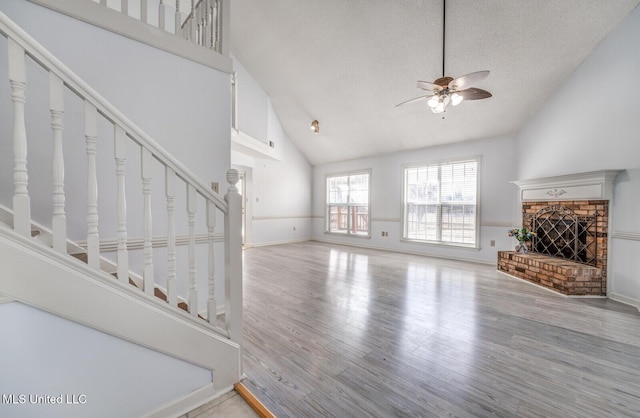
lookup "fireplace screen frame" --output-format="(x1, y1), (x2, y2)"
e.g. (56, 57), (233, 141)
(524, 205), (598, 266)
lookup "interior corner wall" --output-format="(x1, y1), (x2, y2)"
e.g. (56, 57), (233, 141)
(0, 302), (211, 418)
(515, 4), (640, 308)
(311, 135), (518, 265)
(249, 101), (312, 246)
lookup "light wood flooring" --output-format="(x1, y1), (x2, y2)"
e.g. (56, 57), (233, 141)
(180, 390), (258, 418)
(241, 241), (640, 417)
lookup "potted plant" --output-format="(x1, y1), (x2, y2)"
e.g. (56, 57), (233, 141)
(508, 227), (536, 253)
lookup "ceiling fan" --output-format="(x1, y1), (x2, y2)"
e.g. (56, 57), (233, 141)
(396, 0), (492, 114)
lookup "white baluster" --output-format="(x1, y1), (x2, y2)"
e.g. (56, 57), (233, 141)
(208, 1), (215, 49)
(114, 126), (129, 283)
(203, 0), (209, 48)
(218, 0), (229, 56)
(140, 0), (148, 24)
(207, 199), (216, 324)
(224, 169), (242, 348)
(121, 0), (128, 16)
(141, 148), (154, 295)
(199, 3), (206, 46)
(175, 0), (181, 37)
(212, 0), (219, 50)
(8, 39), (30, 237)
(158, 0), (165, 31)
(165, 167), (177, 306)
(49, 73), (66, 253)
(190, 0), (196, 42)
(187, 184), (197, 316)
(84, 101), (99, 269)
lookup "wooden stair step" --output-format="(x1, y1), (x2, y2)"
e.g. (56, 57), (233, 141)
(70, 252), (204, 319)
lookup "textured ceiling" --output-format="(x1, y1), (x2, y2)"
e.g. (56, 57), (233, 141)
(230, 0), (640, 165)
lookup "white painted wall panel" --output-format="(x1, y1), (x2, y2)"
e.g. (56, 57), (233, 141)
(0, 302), (211, 418)
(233, 56), (268, 143)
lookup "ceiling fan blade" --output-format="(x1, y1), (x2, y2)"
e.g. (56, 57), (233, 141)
(456, 88), (492, 100)
(448, 71), (490, 90)
(395, 95), (432, 107)
(417, 81), (443, 92)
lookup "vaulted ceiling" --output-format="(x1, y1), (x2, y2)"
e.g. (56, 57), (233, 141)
(230, 0), (640, 165)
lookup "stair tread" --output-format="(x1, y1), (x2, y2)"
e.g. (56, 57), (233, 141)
(70, 252), (205, 320)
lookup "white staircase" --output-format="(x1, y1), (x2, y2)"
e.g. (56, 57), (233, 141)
(0, 7), (242, 417)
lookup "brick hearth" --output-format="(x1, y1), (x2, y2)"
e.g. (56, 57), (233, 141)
(497, 251), (603, 296)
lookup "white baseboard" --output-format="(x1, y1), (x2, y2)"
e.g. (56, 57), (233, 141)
(311, 237), (495, 266)
(609, 292), (640, 312)
(248, 237), (311, 248)
(141, 383), (234, 418)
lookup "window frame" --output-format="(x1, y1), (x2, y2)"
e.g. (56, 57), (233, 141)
(325, 169), (371, 238)
(401, 156), (481, 249)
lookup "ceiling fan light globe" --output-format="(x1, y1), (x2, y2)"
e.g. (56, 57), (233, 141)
(427, 96), (439, 107)
(451, 92), (463, 106)
(443, 94), (451, 107)
(432, 103), (445, 114)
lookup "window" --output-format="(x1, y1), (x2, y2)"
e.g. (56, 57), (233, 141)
(326, 171), (370, 236)
(403, 158), (479, 247)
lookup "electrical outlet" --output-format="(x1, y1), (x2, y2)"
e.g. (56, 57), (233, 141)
(293, 226), (296, 231)
(490, 240), (495, 247)
(211, 182), (219, 193)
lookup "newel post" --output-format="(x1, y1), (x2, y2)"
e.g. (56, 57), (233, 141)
(224, 169), (243, 352)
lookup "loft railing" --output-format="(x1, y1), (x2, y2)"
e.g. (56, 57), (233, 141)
(26, 0), (231, 72)
(93, 0), (224, 53)
(179, 0), (222, 50)
(0, 10), (242, 342)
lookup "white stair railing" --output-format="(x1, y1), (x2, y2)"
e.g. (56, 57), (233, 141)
(0, 11), (242, 343)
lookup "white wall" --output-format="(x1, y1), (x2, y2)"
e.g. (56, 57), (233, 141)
(312, 135), (518, 264)
(231, 57), (313, 246)
(516, 5), (640, 308)
(0, 302), (211, 418)
(0, 1), (231, 310)
(233, 57), (269, 143)
(250, 101), (312, 245)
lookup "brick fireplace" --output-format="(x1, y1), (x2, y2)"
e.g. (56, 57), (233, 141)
(498, 171), (620, 296)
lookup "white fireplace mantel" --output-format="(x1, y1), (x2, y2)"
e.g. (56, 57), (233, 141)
(512, 170), (622, 202)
